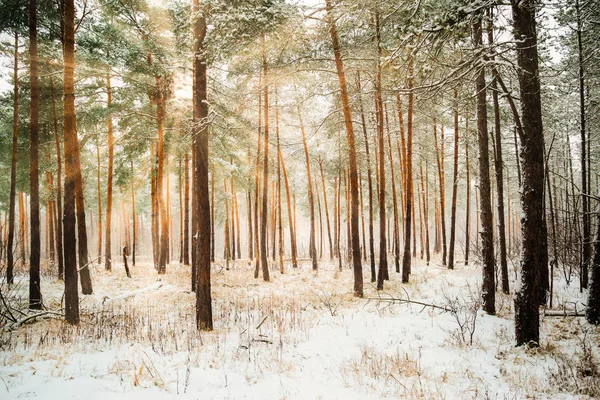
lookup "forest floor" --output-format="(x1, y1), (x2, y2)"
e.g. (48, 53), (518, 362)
(1, 255), (599, 399)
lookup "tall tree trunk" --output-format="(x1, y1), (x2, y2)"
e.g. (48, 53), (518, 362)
(488, 12), (509, 294)
(512, 0), (547, 346)
(7, 32), (18, 285)
(421, 160), (430, 265)
(156, 76), (169, 274)
(448, 90), (459, 270)
(326, 0), (362, 296)
(259, 46), (270, 282)
(96, 142), (102, 264)
(105, 74), (114, 271)
(319, 160), (333, 260)
(224, 179), (231, 269)
(280, 150), (297, 268)
(298, 103), (317, 271)
(50, 78), (64, 279)
(253, 73), (262, 276)
(357, 71), (374, 279)
(29, 2), (42, 309)
(275, 90), (284, 273)
(465, 114), (471, 265)
(183, 153), (190, 265)
(62, 0), (79, 324)
(192, 4), (212, 330)
(401, 53), (414, 283)
(74, 127), (93, 294)
(46, 172), (56, 264)
(576, 0), (589, 291)
(473, 15), (495, 315)
(372, 9), (387, 291)
(433, 118), (447, 266)
(131, 161), (136, 266)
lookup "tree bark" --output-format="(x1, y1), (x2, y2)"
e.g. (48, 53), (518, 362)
(29, 0), (42, 309)
(473, 16), (495, 315)
(298, 103), (317, 271)
(259, 45), (270, 281)
(193, 3), (212, 330)
(512, 0), (547, 346)
(448, 90), (459, 270)
(183, 153), (190, 265)
(7, 32), (18, 285)
(401, 53), (415, 283)
(488, 12), (509, 294)
(62, 0), (79, 324)
(326, 0), (363, 296)
(105, 74), (114, 271)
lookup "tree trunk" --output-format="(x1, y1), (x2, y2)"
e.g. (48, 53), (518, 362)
(96, 142), (102, 264)
(74, 126), (93, 294)
(448, 90), (459, 270)
(319, 160), (333, 260)
(402, 53), (414, 283)
(473, 15), (495, 315)
(29, 1), (42, 309)
(105, 74), (114, 271)
(156, 75), (169, 274)
(421, 160), (430, 265)
(275, 89), (284, 273)
(131, 161), (136, 266)
(326, 0), (362, 295)
(488, 12), (509, 294)
(576, 0), (589, 291)
(298, 103), (317, 271)
(192, 4), (212, 330)
(512, 0), (547, 346)
(183, 153), (190, 265)
(465, 114), (471, 265)
(259, 46), (270, 282)
(62, 0), (79, 324)
(586, 204), (600, 324)
(433, 118), (447, 266)
(7, 32), (18, 285)
(280, 150), (298, 268)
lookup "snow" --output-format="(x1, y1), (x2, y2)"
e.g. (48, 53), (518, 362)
(1, 256), (598, 399)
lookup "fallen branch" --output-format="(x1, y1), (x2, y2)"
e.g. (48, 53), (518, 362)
(3, 310), (63, 332)
(366, 293), (452, 313)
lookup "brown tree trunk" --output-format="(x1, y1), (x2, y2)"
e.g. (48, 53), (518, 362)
(421, 160), (430, 265)
(275, 90), (284, 273)
(253, 73), (262, 276)
(465, 114), (471, 265)
(62, 0), (79, 324)
(105, 74), (114, 271)
(183, 153), (190, 265)
(74, 129), (93, 294)
(259, 46), (270, 282)
(156, 75), (169, 274)
(448, 90), (460, 270)
(29, 2), (42, 308)
(46, 172), (56, 264)
(50, 77), (64, 279)
(96, 142), (102, 264)
(512, 0), (547, 346)
(280, 150), (298, 268)
(433, 118), (447, 266)
(401, 53), (414, 283)
(298, 103), (317, 271)
(224, 179), (231, 269)
(7, 32), (18, 284)
(131, 161), (136, 266)
(192, 4), (212, 330)
(386, 115), (400, 273)
(326, 0), (363, 295)
(319, 160), (333, 260)
(473, 15), (495, 315)
(488, 12), (509, 294)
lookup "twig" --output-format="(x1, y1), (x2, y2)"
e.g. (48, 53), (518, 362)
(256, 315), (269, 330)
(365, 296), (452, 312)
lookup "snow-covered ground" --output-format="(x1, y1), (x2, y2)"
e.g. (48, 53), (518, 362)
(1, 256), (598, 399)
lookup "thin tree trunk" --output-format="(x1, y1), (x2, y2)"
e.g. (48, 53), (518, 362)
(62, 0), (79, 323)
(488, 13), (509, 293)
(473, 15), (495, 315)
(105, 74), (114, 271)
(96, 142), (102, 264)
(131, 161), (136, 266)
(421, 160), (430, 265)
(402, 53), (414, 283)
(29, 3), (42, 308)
(259, 45), (270, 281)
(156, 74), (169, 274)
(7, 32), (18, 285)
(183, 153), (190, 265)
(298, 103), (317, 270)
(319, 160), (333, 260)
(448, 90), (460, 270)
(433, 118), (447, 266)
(465, 113), (471, 265)
(280, 150), (297, 268)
